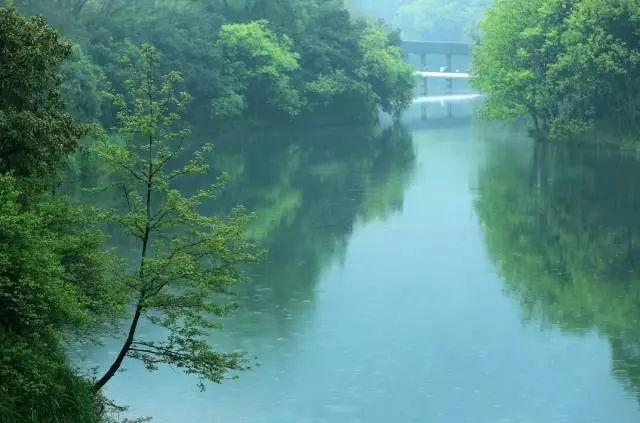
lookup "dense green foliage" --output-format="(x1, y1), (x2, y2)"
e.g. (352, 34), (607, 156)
(476, 139), (640, 403)
(215, 20), (303, 118)
(0, 175), (122, 422)
(14, 0), (415, 124)
(473, 0), (640, 141)
(0, 6), (85, 179)
(0, 8), (123, 421)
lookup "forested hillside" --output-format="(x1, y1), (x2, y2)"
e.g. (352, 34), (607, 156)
(14, 0), (415, 125)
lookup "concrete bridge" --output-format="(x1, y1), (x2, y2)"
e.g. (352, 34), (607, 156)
(416, 71), (471, 79)
(401, 40), (472, 70)
(402, 40), (474, 95)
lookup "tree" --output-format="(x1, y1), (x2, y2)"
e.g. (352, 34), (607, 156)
(473, 0), (640, 142)
(0, 174), (122, 422)
(553, 0), (640, 135)
(92, 45), (261, 391)
(214, 20), (303, 118)
(345, 0), (492, 42)
(0, 6), (85, 179)
(471, 0), (564, 133)
(0, 8), (125, 421)
(356, 25), (417, 117)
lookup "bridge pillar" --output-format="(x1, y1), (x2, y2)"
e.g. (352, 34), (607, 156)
(447, 53), (453, 93)
(420, 52), (427, 68)
(422, 78), (428, 96)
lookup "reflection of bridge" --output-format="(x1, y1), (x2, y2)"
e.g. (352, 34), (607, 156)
(406, 115), (473, 131)
(402, 94), (481, 127)
(414, 71), (471, 93)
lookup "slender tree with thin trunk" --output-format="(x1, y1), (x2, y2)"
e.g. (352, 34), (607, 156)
(92, 44), (261, 392)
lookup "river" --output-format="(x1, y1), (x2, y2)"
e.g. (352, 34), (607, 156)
(78, 97), (640, 422)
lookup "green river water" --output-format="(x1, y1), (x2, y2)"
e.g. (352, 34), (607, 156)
(78, 97), (640, 422)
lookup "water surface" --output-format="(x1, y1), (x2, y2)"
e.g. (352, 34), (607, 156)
(84, 99), (640, 422)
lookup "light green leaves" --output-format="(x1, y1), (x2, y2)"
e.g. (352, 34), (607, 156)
(93, 45), (262, 391)
(215, 20), (304, 118)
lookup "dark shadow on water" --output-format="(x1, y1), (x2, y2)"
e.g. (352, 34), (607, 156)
(209, 122), (417, 329)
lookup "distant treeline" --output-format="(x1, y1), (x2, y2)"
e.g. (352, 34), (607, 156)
(347, 0), (492, 42)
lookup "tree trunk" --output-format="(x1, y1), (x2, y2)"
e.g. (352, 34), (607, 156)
(93, 302), (143, 391)
(94, 67), (157, 392)
(529, 108), (541, 136)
